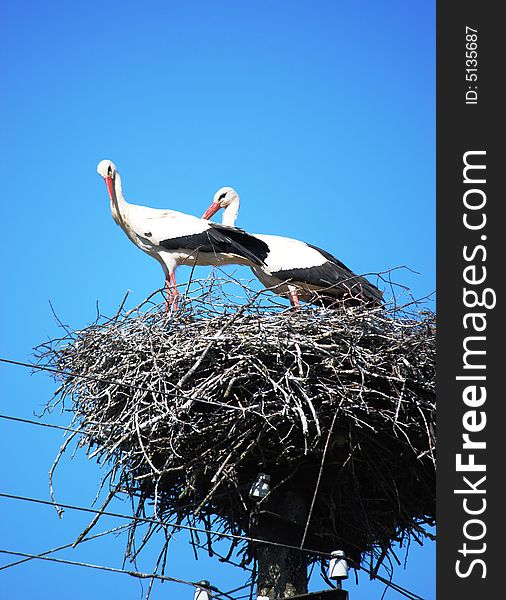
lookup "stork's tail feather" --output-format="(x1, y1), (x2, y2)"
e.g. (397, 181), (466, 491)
(316, 278), (383, 308)
(351, 275), (384, 306)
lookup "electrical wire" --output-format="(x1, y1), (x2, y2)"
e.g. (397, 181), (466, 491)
(0, 548), (201, 588)
(0, 404), (428, 599)
(0, 415), (344, 561)
(362, 571), (424, 600)
(221, 583), (252, 597)
(0, 491), (331, 559)
(0, 524), (130, 571)
(0, 355), (259, 414)
(0, 414), (420, 599)
(0, 490), (424, 599)
(0, 413), (85, 436)
(0, 356), (429, 600)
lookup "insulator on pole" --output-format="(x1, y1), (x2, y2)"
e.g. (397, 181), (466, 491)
(249, 473), (271, 500)
(194, 580), (213, 600)
(328, 550), (349, 581)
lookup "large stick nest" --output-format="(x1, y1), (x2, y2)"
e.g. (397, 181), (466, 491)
(39, 278), (435, 577)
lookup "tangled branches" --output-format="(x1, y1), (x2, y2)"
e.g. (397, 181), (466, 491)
(38, 278), (435, 581)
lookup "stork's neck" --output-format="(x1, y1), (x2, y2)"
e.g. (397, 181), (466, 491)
(221, 197), (240, 227)
(110, 172), (129, 226)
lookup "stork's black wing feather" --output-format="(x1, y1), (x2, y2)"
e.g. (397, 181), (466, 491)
(160, 224), (269, 266)
(210, 223), (270, 264)
(304, 242), (354, 272)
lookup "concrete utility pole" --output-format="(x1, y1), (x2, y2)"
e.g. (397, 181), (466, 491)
(253, 489), (309, 598)
(257, 542), (308, 598)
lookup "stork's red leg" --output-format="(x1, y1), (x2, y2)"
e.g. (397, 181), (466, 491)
(164, 277), (172, 312)
(164, 272), (179, 312)
(170, 271), (179, 311)
(288, 287), (300, 309)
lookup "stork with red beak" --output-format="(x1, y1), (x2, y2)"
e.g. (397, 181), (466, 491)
(202, 187), (383, 307)
(97, 161), (269, 306)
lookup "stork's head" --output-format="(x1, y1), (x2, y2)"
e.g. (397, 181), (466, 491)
(96, 159), (117, 201)
(202, 187), (239, 220)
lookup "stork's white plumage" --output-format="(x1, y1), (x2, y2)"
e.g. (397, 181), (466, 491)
(202, 187), (383, 307)
(96, 161), (269, 306)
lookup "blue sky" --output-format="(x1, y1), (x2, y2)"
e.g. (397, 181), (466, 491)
(0, 1), (435, 598)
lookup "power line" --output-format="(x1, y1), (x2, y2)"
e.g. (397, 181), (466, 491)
(0, 544), (235, 600)
(0, 524), (129, 572)
(0, 412), (253, 518)
(0, 491), (331, 559)
(0, 357), (428, 599)
(0, 414), (353, 562)
(0, 413), (85, 436)
(0, 355), (257, 414)
(0, 548), (201, 588)
(221, 583), (252, 597)
(0, 491), (424, 599)
(0, 410), (422, 591)
(364, 572), (424, 600)
(0, 412), (427, 599)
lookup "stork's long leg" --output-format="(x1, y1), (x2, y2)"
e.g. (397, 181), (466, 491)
(288, 286), (300, 309)
(170, 271), (179, 310)
(163, 270), (180, 313)
(164, 277), (172, 312)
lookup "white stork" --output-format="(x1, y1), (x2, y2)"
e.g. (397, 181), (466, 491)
(96, 161), (269, 306)
(202, 187), (383, 307)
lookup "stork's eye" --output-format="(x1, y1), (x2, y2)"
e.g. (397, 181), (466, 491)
(218, 192), (227, 201)
(107, 165), (112, 176)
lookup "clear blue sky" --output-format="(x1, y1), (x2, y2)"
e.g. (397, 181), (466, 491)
(0, 1), (435, 598)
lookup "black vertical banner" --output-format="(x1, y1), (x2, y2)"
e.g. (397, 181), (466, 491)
(437, 2), (503, 598)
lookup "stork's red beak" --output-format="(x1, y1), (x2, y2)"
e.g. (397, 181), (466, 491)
(202, 201), (221, 220)
(104, 176), (115, 201)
